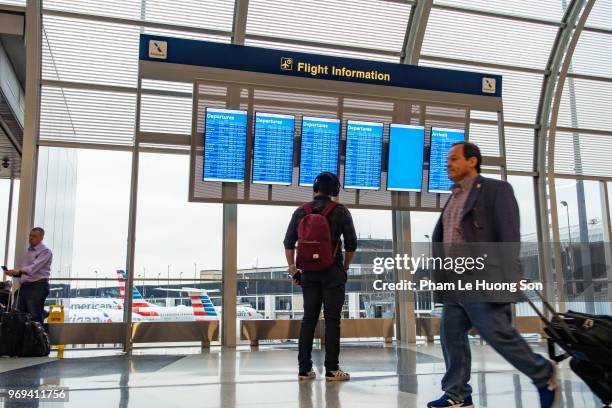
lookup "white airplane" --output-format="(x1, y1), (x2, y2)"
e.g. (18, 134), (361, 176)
(157, 287), (264, 320)
(119, 270), (263, 320)
(52, 270), (264, 322)
(116, 270), (200, 321)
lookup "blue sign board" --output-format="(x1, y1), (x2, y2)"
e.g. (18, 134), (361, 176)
(387, 124), (425, 192)
(140, 35), (502, 97)
(203, 108), (248, 183)
(252, 112), (295, 185)
(299, 117), (340, 187)
(344, 121), (384, 190)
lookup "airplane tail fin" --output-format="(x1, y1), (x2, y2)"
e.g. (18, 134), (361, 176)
(187, 290), (218, 319)
(117, 269), (152, 309)
(117, 270), (125, 299)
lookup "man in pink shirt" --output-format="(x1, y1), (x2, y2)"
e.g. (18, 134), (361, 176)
(6, 228), (53, 323)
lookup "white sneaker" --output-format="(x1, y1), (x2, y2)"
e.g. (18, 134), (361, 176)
(325, 369), (350, 381)
(298, 369), (316, 381)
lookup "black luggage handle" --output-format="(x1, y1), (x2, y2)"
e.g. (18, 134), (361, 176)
(8, 280), (20, 311)
(521, 288), (579, 344)
(547, 338), (570, 363)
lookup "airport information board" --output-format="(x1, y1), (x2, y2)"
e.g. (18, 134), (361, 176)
(428, 127), (465, 193)
(203, 108), (248, 182)
(299, 117), (340, 186)
(344, 121), (384, 190)
(387, 124), (425, 192)
(252, 112), (295, 185)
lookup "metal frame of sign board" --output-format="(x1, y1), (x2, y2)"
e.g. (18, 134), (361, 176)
(165, 78), (505, 211)
(136, 61), (505, 211)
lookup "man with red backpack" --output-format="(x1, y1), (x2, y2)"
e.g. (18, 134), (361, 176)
(283, 172), (357, 382)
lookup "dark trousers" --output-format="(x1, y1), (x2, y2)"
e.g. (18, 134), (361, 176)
(17, 281), (50, 324)
(441, 302), (552, 400)
(298, 265), (346, 373)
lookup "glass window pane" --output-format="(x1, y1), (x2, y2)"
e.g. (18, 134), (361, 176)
(247, 0), (410, 53)
(422, 8), (558, 70)
(0, 179), (19, 268)
(555, 179), (606, 314)
(36, 148), (130, 328)
(135, 153), (223, 322)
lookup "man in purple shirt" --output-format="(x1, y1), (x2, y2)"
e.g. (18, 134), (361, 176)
(6, 227), (53, 323)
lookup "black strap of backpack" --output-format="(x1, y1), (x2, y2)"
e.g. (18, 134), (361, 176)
(322, 201), (341, 257)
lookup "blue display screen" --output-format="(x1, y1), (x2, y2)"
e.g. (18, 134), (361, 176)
(252, 112), (295, 185)
(344, 120), (384, 190)
(203, 108), (248, 182)
(299, 117), (340, 186)
(387, 124), (425, 192)
(428, 127), (465, 193)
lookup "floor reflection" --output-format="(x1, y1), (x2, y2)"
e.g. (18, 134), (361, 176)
(0, 344), (604, 407)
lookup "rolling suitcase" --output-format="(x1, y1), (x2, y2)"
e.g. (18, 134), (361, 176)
(0, 309), (29, 356)
(525, 291), (612, 406)
(0, 287), (50, 357)
(20, 318), (50, 357)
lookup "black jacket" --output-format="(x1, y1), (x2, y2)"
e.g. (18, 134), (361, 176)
(432, 175), (523, 303)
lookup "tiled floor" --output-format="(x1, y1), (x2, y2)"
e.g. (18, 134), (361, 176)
(0, 342), (605, 407)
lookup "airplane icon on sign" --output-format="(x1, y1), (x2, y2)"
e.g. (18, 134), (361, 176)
(280, 57), (293, 70)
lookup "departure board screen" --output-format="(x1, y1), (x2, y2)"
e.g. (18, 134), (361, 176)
(344, 120), (384, 190)
(387, 124), (425, 192)
(427, 127), (465, 193)
(299, 116), (341, 186)
(252, 112), (295, 185)
(203, 108), (248, 182)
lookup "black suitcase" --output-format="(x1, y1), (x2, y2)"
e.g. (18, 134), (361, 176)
(0, 310), (29, 356)
(0, 288), (51, 357)
(21, 319), (50, 357)
(525, 292), (612, 406)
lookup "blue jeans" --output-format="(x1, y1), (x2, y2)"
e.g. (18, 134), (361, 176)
(441, 302), (552, 400)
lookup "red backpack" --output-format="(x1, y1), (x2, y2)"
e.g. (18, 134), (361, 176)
(296, 201), (340, 272)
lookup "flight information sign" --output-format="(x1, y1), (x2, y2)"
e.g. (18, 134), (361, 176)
(387, 124), (425, 192)
(203, 108), (248, 182)
(252, 112), (295, 185)
(427, 127), (465, 193)
(344, 120), (384, 190)
(299, 116), (341, 186)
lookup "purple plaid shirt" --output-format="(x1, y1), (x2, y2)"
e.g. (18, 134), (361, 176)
(442, 175), (478, 244)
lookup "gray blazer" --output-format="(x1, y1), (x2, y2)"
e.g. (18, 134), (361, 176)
(431, 175), (523, 303)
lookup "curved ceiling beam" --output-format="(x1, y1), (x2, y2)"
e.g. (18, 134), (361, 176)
(533, 0), (590, 306)
(400, 0), (433, 65)
(547, 0), (595, 173)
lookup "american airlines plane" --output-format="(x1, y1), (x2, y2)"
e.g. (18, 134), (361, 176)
(156, 287), (263, 320)
(54, 270), (263, 322)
